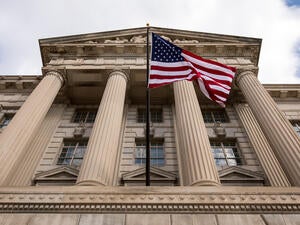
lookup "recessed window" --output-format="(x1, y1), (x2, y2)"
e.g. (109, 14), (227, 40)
(135, 140), (165, 166)
(290, 120), (300, 136)
(72, 109), (97, 123)
(57, 139), (88, 168)
(210, 140), (242, 166)
(137, 108), (163, 123)
(202, 110), (229, 123)
(0, 114), (14, 128)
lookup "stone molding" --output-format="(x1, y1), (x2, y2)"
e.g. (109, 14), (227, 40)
(108, 70), (129, 83)
(0, 186), (298, 214)
(44, 70), (66, 87)
(235, 67), (259, 86)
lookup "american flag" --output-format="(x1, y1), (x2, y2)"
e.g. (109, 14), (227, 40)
(149, 33), (236, 107)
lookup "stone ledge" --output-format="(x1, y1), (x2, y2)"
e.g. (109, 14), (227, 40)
(0, 186), (299, 213)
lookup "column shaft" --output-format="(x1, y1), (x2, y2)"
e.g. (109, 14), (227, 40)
(235, 104), (290, 186)
(237, 71), (300, 186)
(174, 80), (220, 186)
(0, 71), (64, 185)
(77, 71), (127, 186)
(8, 105), (65, 186)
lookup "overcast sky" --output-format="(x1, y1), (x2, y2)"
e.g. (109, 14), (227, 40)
(1, 0), (300, 84)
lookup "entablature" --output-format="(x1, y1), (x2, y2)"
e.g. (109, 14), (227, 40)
(47, 56), (254, 69)
(0, 75), (40, 92)
(0, 186), (298, 214)
(40, 27), (261, 68)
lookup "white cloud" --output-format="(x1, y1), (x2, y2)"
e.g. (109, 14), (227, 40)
(0, 0), (299, 83)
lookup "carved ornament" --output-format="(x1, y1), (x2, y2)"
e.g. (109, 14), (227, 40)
(0, 186), (298, 213)
(235, 66), (259, 86)
(104, 37), (129, 44)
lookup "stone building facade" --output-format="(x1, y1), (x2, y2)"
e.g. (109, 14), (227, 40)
(0, 27), (299, 224)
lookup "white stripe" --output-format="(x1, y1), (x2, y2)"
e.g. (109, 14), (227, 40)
(182, 52), (235, 76)
(150, 69), (192, 76)
(201, 75), (231, 89)
(149, 73), (197, 84)
(150, 60), (191, 68)
(197, 78), (212, 100)
(196, 68), (233, 82)
(214, 94), (227, 102)
(209, 84), (230, 94)
(215, 101), (225, 108)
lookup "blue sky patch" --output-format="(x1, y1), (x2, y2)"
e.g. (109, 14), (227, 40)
(285, 0), (300, 6)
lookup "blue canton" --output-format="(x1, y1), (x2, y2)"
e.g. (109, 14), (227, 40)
(151, 33), (184, 62)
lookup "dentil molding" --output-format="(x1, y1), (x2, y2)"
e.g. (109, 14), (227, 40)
(0, 186), (298, 213)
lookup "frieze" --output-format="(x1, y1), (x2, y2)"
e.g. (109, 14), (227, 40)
(130, 35), (146, 43)
(48, 57), (249, 67)
(103, 35), (200, 44)
(0, 186), (298, 213)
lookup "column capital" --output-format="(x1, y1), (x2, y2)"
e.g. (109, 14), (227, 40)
(44, 70), (66, 87)
(108, 70), (129, 83)
(235, 67), (258, 86)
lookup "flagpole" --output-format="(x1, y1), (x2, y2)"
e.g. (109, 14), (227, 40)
(146, 23), (151, 186)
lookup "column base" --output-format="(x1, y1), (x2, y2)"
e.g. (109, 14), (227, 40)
(190, 179), (220, 186)
(76, 180), (106, 186)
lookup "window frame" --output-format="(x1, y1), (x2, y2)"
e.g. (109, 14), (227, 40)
(57, 139), (88, 168)
(134, 139), (165, 166)
(72, 109), (97, 123)
(202, 109), (229, 123)
(290, 120), (300, 136)
(0, 113), (14, 128)
(137, 108), (163, 123)
(210, 140), (242, 167)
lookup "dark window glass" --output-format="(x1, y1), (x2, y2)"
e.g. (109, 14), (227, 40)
(137, 109), (163, 123)
(73, 110), (97, 123)
(290, 120), (300, 136)
(202, 110), (229, 123)
(0, 114), (14, 128)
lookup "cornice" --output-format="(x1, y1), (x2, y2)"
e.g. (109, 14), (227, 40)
(0, 186), (298, 213)
(39, 27), (261, 67)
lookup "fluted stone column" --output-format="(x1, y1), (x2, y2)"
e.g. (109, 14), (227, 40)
(76, 71), (128, 186)
(8, 105), (65, 186)
(174, 80), (220, 186)
(235, 104), (290, 186)
(0, 71), (64, 185)
(237, 70), (300, 186)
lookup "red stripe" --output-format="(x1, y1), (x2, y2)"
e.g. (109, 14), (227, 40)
(148, 82), (173, 88)
(189, 61), (234, 79)
(150, 74), (192, 80)
(204, 79), (231, 93)
(183, 49), (236, 73)
(150, 64), (191, 72)
(199, 78), (231, 104)
(201, 76), (232, 88)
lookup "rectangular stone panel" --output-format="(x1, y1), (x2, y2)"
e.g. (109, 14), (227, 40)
(172, 214), (193, 225)
(79, 214), (125, 225)
(217, 215), (265, 225)
(193, 215), (217, 225)
(282, 215), (300, 225)
(0, 214), (33, 225)
(29, 214), (79, 225)
(261, 215), (285, 225)
(126, 214), (170, 225)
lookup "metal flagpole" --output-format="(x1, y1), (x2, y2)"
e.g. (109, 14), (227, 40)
(146, 23), (150, 186)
